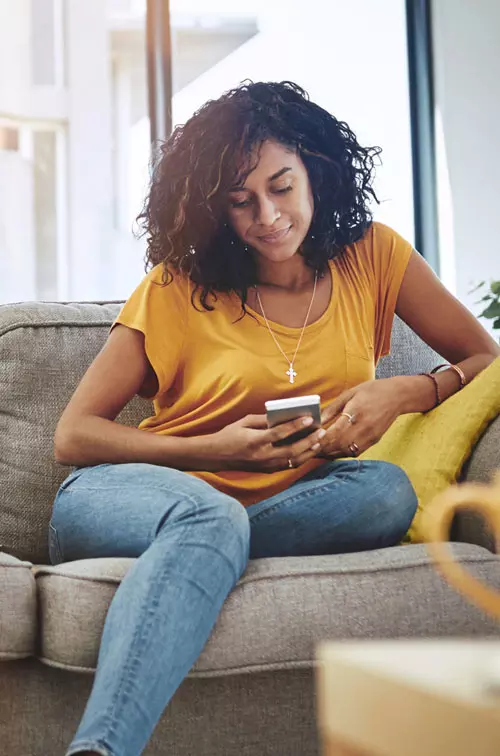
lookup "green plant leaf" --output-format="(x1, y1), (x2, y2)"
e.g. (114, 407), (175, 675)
(469, 281), (486, 294)
(491, 281), (500, 295)
(493, 317), (500, 330)
(479, 300), (500, 319)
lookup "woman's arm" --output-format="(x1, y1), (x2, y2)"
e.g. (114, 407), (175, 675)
(394, 250), (500, 412)
(54, 324), (212, 469)
(316, 251), (499, 460)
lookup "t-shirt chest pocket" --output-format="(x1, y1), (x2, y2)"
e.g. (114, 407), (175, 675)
(344, 340), (376, 387)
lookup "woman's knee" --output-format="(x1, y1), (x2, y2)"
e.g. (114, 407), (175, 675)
(361, 460), (418, 541)
(200, 496), (251, 576)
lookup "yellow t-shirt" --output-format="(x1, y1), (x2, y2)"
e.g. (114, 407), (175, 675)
(114, 221), (413, 506)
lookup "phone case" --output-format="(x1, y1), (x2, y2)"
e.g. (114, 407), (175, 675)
(266, 396), (321, 447)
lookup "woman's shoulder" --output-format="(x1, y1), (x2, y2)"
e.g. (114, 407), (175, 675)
(334, 221), (412, 287)
(355, 220), (407, 248)
(346, 221), (413, 263)
(136, 263), (191, 302)
(120, 263), (191, 326)
(145, 262), (189, 287)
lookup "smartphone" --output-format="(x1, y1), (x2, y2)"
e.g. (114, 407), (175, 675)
(265, 394), (322, 446)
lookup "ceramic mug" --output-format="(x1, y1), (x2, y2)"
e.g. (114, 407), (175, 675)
(423, 471), (500, 620)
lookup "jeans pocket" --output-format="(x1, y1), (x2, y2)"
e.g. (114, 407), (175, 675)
(58, 467), (85, 492)
(48, 522), (64, 565)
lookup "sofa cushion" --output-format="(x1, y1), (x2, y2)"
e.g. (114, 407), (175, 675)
(34, 544), (500, 676)
(362, 356), (500, 542)
(0, 551), (37, 660)
(0, 302), (152, 564)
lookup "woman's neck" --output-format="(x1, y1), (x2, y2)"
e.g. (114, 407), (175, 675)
(254, 256), (316, 293)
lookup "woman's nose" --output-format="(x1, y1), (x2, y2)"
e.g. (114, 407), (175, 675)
(255, 196), (280, 227)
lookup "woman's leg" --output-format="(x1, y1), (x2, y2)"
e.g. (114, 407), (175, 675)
(49, 463), (250, 756)
(247, 459), (418, 558)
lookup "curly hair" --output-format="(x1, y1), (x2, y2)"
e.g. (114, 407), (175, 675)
(138, 80), (381, 313)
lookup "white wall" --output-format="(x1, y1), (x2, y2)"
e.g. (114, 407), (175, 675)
(432, 0), (500, 310)
(0, 1), (37, 302)
(66, 0), (115, 300)
(0, 151), (36, 302)
(0, 0), (31, 117)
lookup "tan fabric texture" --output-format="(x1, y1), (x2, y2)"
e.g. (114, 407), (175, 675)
(0, 302), (151, 563)
(34, 544), (500, 675)
(1, 658), (318, 756)
(0, 551), (37, 660)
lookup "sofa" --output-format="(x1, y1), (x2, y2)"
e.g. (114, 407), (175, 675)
(1, 300), (499, 756)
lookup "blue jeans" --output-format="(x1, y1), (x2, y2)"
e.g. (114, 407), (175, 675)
(48, 459), (417, 756)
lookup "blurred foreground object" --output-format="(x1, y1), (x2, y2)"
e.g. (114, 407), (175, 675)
(316, 475), (500, 755)
(424, 471), (500, 621)
(316, 640), (500, 756)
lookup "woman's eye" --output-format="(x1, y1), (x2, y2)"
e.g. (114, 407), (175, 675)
(274, 186), (293, 194)
(231, 198), (250, 209)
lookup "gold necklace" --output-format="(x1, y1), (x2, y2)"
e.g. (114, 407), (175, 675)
(254, 271), (318, 384)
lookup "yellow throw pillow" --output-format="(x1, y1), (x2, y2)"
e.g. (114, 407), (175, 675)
(360, 356), (500, 542)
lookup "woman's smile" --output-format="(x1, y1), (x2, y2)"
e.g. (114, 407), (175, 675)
(257, 225), (292, 244)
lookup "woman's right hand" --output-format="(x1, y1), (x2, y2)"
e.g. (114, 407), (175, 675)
(210, 414), (327, 473)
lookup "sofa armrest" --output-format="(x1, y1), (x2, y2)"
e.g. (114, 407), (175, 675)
(450, 415), (500, 552)
(464, 414), (500, 485)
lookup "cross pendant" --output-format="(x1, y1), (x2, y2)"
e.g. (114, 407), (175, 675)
(286, 365), (297, 384)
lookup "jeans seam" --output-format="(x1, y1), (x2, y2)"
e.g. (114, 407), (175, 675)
(93, 569), (166, 743)
(66, 740), (113, 756)
(48, 522), (64, 564)
(94, 517), (216, 745)
(148, 491), (202, 543)
(249, 458), (362, 526)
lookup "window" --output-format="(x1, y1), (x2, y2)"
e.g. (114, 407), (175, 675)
(0, 119), (65, 303)
(0, 0), (149, 303)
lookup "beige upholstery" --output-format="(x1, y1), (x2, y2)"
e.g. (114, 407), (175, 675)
(35, 544), (500, 677)
(0, 552), (37, 660)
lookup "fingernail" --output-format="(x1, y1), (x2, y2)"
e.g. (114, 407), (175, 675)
(302, 417), (313, 426)
(312, 443), (321, 450)
(317, 429), (326, 438)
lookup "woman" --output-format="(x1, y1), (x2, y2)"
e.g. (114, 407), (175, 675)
(50, 81), (499, 756)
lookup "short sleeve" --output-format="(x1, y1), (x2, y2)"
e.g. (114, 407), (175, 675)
(112, 265), (188, 399)
(368, 222), (413, 361)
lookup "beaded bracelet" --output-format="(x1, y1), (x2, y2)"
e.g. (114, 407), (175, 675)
(420, 372), (441, 409)
(430, 362), (467, 388)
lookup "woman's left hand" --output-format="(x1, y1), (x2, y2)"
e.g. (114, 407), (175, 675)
(316, 378), (407, 460)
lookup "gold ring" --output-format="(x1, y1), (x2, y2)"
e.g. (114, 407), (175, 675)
(288, 458), (294, 469)
(341, 412), (356, 424)
(348, 442), (360, 457)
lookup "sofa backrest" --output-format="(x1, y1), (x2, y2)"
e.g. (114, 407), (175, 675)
(0, 302), (439, 564)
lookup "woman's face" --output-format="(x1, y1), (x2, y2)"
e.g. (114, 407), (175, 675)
(226, 140), (314, 262)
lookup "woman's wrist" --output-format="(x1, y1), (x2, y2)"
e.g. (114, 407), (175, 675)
(392, 375), (437, 414)
(394, 353), (498, 415)
(159, 433), (224, 472)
